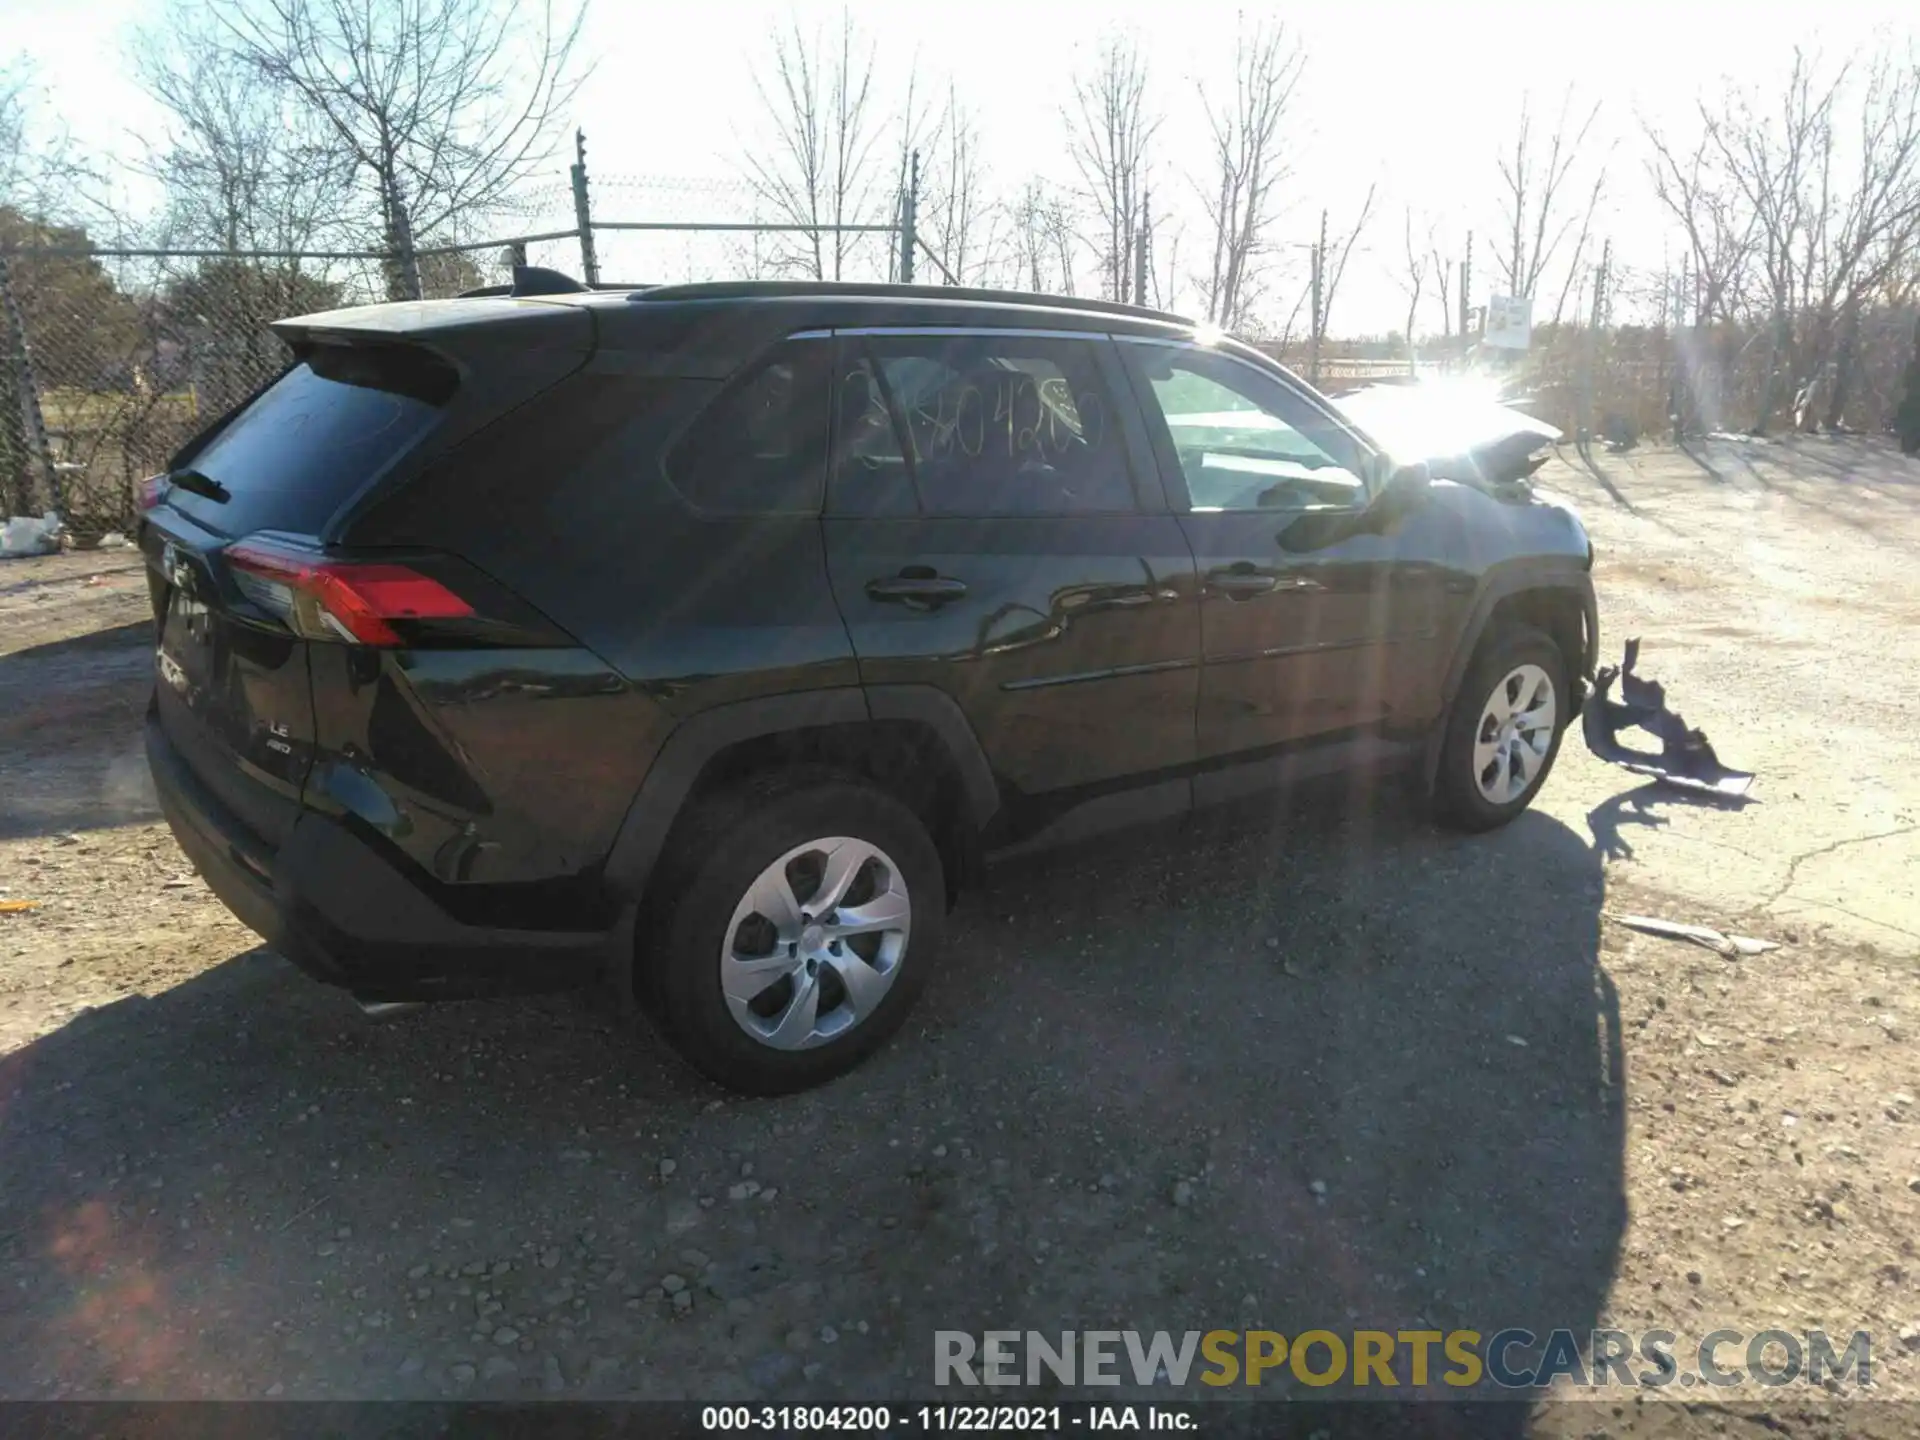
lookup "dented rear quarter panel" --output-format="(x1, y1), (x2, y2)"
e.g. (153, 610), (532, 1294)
(302, 645), (668, 891)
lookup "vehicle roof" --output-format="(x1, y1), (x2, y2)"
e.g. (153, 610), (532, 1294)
(278, 281), (1201, 361)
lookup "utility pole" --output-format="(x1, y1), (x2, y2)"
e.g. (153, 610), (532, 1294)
(0, 254), (58, 519)
(1582, 237), (1611, 444)
(1590, 237), (1611, 329)
(1135, 188), (1151, 309)
(1309, 208), (1326, 385)
(898, 150), (919, 284)
(1459, 229), (1472, 349)
(1670, 255), (1691, 442)
(571, 129), (600, 286)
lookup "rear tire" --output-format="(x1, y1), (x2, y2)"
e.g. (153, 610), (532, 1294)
(638, 773), (944, 1095)
(1433, 623), (1569, 833)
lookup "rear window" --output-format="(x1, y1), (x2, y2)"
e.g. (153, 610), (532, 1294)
(167, 344), (455, 537)
(664, 340), (831, 514)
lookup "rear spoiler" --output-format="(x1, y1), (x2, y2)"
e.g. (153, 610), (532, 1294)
(271, 296), (596, 353)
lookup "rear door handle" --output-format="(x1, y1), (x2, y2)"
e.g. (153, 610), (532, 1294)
(1207, 565), (1278, 600)
(866, 571), (969, 609)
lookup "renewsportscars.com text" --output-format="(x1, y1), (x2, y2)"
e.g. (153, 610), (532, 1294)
(934, 1328), (1872, 1391)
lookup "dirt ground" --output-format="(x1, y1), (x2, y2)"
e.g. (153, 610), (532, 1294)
(1, 437), (1917, 1433)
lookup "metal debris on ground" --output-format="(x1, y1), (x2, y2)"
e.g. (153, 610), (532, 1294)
(1612, 913), (1780, 959)
(1583, 637), (1755, 797)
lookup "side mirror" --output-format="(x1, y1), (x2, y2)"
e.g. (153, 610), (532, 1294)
(1376, 461), (1432, 515)
(1278, 460), (1430, 553)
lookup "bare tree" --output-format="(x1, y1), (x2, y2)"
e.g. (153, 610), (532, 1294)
(1644, 118), (1760, 329)
(1066, 36), (1159, 303)
(133, 15), (349, 259)
(1803, 48), (1920, 426)
(1643, 110), (1763, 430)
(1697, 47), (1920, 429)
(1312, 184), (1377, 358)
(1430, 230), (1454, 342)
(207, 0), (587, 299)
(1007, 179), (1076, 295)
(1496, 91), (1607, 310)
(1195, 21), (1304, 328)
(1399, 208), (1432, 370)
(1150, 208), (1184, 315)
(746, 10), (890, 283)
(1, 61), (97, 224)
(1705, 52), (1840, 428)
(1, 67), (29, 208)
(920, 85), (987, 285)
(882, 60), (941, 283)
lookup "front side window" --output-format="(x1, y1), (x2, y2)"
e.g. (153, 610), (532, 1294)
(1129, 345), (1368, 512)
(830, 334), (1135, 516)
(666, 340), (831, 514)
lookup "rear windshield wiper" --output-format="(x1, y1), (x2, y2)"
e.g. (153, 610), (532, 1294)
(167, 468), (231, 504)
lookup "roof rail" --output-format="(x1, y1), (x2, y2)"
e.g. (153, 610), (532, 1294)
(626, 279), (1192, 325)
(455, 279), (653, 299)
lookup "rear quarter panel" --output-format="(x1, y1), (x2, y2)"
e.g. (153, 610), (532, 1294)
(335, 360), (856, 888)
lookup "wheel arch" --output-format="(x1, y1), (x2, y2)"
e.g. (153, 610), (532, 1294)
(1423, 561), (1597, 792)
(601, 685), (1000, 914)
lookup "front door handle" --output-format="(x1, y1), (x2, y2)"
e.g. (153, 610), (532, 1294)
(866, 570), (969, 609)
(1207, 564), (1278, 600)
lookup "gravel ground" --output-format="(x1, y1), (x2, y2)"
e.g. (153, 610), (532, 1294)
(1, 438), (1917, 1434)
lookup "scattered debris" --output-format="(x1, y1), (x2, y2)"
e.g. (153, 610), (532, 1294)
(1613, 913), (1781, 959)
(0, 513), (66, 559)
(0, 900), (39, 914)
(1583, 638), (1755, 797)
(1600, 412), (1639, 452)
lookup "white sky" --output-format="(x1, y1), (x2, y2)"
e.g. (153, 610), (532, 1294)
(5, 0), (1918, 333)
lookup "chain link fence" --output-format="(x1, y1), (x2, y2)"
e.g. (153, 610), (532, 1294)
(0, 245), (399, 535)
(7, 204), (1918, 536)
(2, 178), (908, 532)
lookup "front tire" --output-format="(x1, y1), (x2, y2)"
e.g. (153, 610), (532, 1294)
(1433, 623), (1569, 832)
(639, 774), (944, 1095)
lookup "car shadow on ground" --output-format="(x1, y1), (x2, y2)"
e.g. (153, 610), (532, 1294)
(0, 784), (1622, 1427)
(0, 621), (158, 842)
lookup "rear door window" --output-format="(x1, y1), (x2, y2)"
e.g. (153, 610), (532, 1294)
(829, 334), (1137, 516)
(168, 344), (454, 537)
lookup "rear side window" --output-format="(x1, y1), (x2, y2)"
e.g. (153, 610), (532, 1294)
(168, 344), (454, 537)
(829, 334), (1135, 516)
(664, 340), (831, 514)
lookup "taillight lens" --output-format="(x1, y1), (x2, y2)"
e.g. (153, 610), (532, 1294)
(225, 536), (474, 646)
(138, 475), (169, 511)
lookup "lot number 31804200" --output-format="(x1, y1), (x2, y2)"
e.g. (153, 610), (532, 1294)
(701, 1407), (894, 1431)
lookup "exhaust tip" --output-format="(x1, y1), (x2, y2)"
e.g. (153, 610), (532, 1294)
(356, 1000), (426, 1021)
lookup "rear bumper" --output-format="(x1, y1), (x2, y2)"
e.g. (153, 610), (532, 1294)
(146, 710), (617, 1001)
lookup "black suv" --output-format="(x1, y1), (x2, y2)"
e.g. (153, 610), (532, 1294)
(140, 279), (1596, 1093)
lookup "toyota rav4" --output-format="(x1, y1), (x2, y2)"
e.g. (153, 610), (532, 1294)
(140, 277), (1597, 1094)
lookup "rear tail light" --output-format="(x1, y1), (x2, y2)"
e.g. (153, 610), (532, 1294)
(138, 475), (169, 511)
(225, 536), (474, 646)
